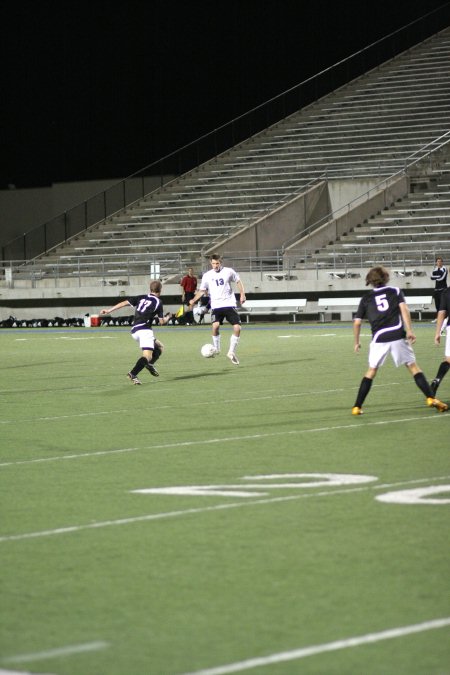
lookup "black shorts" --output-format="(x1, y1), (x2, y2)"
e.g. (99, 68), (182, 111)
(211, 307), (241, 326)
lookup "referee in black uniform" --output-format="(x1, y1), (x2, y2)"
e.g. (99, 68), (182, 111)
(430, 256), (448, 314)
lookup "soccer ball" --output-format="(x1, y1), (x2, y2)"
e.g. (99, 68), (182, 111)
(201, 343), (216, 358)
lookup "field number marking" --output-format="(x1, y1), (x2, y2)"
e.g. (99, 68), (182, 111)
(132, 473), (449, 505)
(1, 475), (448, 543)
(132, 473), (377, 497)
(376, 485), (450, 505)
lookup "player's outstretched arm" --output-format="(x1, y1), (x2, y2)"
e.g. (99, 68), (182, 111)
(100, 300), (131, 315)
(189, 290), (205, 307)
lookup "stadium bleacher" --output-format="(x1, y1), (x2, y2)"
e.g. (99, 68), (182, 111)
(1, 23), (450, 318)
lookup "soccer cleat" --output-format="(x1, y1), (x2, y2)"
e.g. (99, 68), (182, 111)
(430, 379), (439, 395)
(351, 407), (363, 415)
(227, 352), (239, 365)
(145, 363), (159, 377)
(426, 397), (448, 412)
(127, 372), (142, 385)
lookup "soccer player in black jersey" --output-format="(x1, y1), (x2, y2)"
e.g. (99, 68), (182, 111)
(431, 286), (450, 395)
(352, 266), (448, 415)
(100, 280), (172, 384)
(430, 256), (448, 313)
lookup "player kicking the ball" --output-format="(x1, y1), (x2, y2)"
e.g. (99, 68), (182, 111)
(188, 254), (246, 365)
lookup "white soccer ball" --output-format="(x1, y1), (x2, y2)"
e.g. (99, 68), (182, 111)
(201, 343), (216, 358)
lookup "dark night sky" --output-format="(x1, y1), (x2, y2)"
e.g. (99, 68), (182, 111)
(1, 0), (449, 189)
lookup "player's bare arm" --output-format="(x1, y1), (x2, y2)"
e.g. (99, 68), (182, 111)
(399, 302), (416, 343)
(100, 300), (131, 315)
(237, 280), (246, 304)
(353, 318), (362, 353)
(189, 290), (205, 307)
(434, 309), (447, 344)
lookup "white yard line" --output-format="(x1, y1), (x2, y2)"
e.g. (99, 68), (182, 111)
(0, 475), (448, 543)
(0, 386), (370, 425)
(178, 618), (450, 675)
(0, 407), (172, 424)
(2, 641), (109, 665)
(0, 413), (448, 469)
(0, 670), (55, 675)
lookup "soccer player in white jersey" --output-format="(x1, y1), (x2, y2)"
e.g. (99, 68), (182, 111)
(189, 254), (246, 365)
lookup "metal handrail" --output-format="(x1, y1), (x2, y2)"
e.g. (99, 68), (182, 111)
(281, 131), (450, 250)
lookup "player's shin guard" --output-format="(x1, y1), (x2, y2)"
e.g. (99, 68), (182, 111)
(229, 335), (239, 353)
(434, 360), (450, 383)
(150, 345), (162, 364)
(354, 376), (372, 408)
(414, 372), (433, 398)
(130, 356), (149, 377)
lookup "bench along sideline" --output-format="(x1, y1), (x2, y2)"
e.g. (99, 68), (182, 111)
(317, 296), (433, 322)
(239, 299), (307, 322)
(237, 296), (433, 323)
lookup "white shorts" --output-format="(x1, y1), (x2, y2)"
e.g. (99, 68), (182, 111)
(368, 338), (416, 369)
(445, 326), (450, 358)
(131, 328), (155, 350)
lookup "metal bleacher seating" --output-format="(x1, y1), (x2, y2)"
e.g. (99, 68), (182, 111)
(312, 164), (450, 272)
(6, 23), (450, 287)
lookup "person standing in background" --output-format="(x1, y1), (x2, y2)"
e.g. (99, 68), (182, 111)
(431, 256), (447, 313)
(180, 267), (197, 324)
(430, 256), (448, 334)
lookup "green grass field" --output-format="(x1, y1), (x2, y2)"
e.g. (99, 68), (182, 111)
(0, 322), (449, 675)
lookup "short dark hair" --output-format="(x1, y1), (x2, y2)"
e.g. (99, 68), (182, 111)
(365, 266), (389, 287)
(210, 253), (221, 262)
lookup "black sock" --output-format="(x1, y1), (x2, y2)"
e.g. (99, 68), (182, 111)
(414, 372), (433, 398)
(435, 361), (450, 383)
(130, 356), (149, 377)
(354, 377), (372, 408)
(150, 345), (161, 364)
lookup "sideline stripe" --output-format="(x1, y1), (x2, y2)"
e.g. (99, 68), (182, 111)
(2, 641), (109, 664)
(0, 413), (448, 469)
(0, 387), (359, 424)
(179, 618), (450, 675)
(0, 475), (448, 543)
(0, 670), (54, 675)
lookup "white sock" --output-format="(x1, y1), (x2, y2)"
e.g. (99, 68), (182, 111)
(213, 335), (221, 351)
(229, 335), (239, 354)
